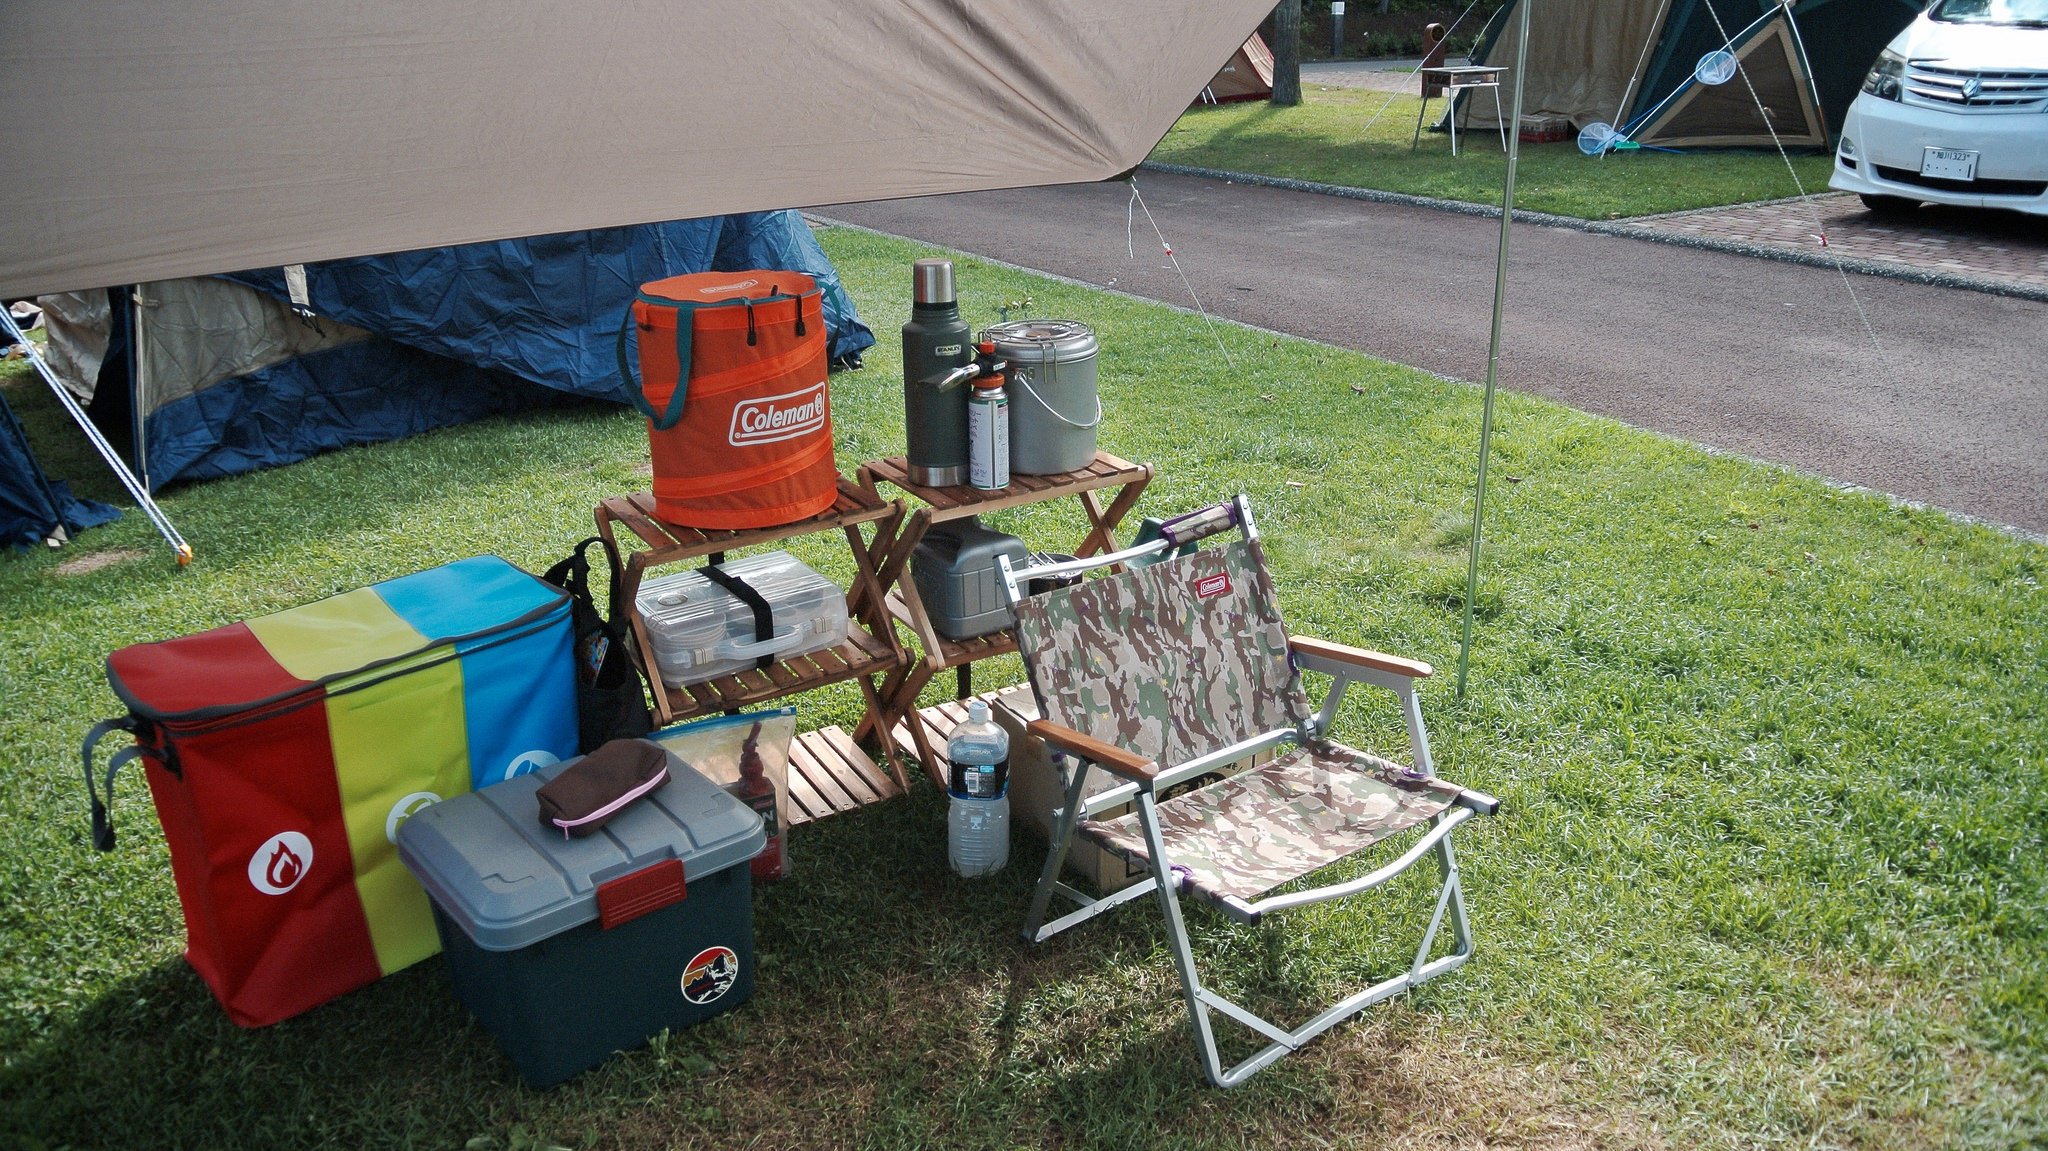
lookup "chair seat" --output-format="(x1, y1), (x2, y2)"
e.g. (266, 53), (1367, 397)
(1082, 742), (1462, 903)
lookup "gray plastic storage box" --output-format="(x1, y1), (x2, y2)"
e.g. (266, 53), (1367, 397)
(396, 745), (765, 1087)
(910, 517), (1029, 640)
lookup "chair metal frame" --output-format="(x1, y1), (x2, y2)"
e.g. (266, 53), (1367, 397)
(996, 496), (1495, 1087)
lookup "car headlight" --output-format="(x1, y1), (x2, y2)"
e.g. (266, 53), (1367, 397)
(1862, 50), (1905, 102)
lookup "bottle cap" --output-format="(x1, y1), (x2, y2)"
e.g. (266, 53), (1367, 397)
(912, 259), (956, 305)
(966, 700), (990, 723)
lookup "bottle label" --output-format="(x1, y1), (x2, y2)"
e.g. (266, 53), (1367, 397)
(961, 757), (1008, 798)
(968, 391), (1008, 490)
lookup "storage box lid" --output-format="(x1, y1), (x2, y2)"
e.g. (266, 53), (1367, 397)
(396, 745), (765, 951)
(106, 555), (569, 724)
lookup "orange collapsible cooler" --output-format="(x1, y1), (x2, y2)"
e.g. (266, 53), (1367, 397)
(620, 270), (837, 529)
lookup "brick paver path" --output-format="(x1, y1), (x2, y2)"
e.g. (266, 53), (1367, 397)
(1629, 193), (2048, 291)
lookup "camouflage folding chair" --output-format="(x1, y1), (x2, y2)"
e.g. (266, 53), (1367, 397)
(997, 496), (1499, 1087)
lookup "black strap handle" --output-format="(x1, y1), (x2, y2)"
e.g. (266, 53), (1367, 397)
(700, 564), (777, 670)
(82, 718), (144, 852)
(616, 303), (695, 431)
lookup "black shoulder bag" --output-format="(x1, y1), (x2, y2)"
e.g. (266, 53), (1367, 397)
(542, 537), (655, 753)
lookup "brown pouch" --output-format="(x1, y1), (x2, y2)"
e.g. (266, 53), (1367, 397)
(534, 739), (669, 837)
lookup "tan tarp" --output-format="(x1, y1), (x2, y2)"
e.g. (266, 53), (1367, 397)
(0, 1), (1269, 299)
(1198, 34), (1277, 104)
(1456, 0), (1669, 131)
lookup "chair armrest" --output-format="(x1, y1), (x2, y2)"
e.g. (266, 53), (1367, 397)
(1289, 636), (1433, 680)
(1027, 719), (1159, 783)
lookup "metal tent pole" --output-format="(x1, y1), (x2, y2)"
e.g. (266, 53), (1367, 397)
(0, 308), (191, 564)
(130, 287), (152, 491)
(1454, 0), (1531, 699)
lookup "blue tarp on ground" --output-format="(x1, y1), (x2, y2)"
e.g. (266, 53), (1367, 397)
(0, 386), (119, 548)
(143, 339), (570, 487)
(223, 211), (875, 405)
(12, 211), (878, 521)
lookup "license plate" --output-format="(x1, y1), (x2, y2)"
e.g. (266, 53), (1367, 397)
(1921, 147), (1979, 181)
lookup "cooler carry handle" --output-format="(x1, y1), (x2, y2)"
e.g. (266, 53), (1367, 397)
(82, 717), (147, 852)
(616, 285), (823, 433)
(616, 304), (695, 432)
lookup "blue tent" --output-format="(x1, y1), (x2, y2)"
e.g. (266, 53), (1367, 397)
(0, 385), (119, 548)
(28, 211), (875, 501)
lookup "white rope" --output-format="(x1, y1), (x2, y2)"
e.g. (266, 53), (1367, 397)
(1126, 178), (1236, 371)
(1697, 0), (1886, 359)
(1611, 0), (1676, 135)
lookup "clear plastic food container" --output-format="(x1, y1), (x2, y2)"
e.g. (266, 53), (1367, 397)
(636, 551), (848, 688)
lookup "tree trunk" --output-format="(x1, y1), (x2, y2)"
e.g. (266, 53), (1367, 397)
(1270, 0), (1302, 106)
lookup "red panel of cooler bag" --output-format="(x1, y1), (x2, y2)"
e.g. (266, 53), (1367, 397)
(112, 624), (383, 1027)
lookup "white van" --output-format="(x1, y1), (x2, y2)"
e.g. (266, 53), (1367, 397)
(1829, 0), (2048, 217)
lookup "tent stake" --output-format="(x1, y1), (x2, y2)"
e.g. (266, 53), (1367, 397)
(0, 309), (191, 564)
(1454, 0), (1531, 700)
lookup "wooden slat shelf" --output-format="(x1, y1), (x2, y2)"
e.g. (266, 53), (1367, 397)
(784, 726), (903, 825)
(856, 450), (1152, 782)
(883, 589), (1017, 671)
(594, 473), (914, 802)
(649, 625), (898, 725)
(600, 479), (897, 566)
(859, 452), (1149, 520)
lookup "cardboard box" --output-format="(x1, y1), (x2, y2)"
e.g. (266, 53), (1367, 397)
(1519, 115), (1573, 143)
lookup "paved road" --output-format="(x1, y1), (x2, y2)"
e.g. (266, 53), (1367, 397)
(824, 171), (2048, 535)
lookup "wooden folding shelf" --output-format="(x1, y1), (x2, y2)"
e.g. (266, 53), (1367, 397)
(855, 451), (1151, 790)
(594, 478), (913, 805)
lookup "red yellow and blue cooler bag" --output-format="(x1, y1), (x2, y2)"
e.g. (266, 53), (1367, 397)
(618, 269), (837, 530)
(82, 556), (578, 1027)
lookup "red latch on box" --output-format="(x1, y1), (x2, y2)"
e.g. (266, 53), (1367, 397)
(596, 858), (687, 929)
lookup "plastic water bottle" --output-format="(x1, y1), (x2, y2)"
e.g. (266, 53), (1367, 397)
(946, 700), (1010, 877)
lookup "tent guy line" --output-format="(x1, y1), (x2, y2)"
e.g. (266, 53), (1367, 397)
(1126, 178), (1237, 373)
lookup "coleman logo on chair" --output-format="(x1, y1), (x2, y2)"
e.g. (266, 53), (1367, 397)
(728, 381), (828, 448)
(1196, 572), (1232, 600)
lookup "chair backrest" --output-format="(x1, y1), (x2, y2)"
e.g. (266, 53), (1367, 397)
(1012, 537), (1308, 772)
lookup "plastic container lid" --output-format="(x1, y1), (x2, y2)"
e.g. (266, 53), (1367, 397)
(396, 746), (766, 951)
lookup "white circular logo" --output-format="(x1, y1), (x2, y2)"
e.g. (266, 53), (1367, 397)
(384, 791), (442, 843)
(505, 749), (560, 780)
(248, 831), (314, 896)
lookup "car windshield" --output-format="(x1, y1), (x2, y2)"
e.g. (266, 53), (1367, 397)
(1930, 0), (2048, 24)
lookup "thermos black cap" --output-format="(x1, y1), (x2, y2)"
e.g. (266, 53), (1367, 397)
(912, 258), (956, 306)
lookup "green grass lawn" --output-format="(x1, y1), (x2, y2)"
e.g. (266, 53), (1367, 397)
(2, 227), (2043, 1149)
(1150, 86), (1839, 219)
